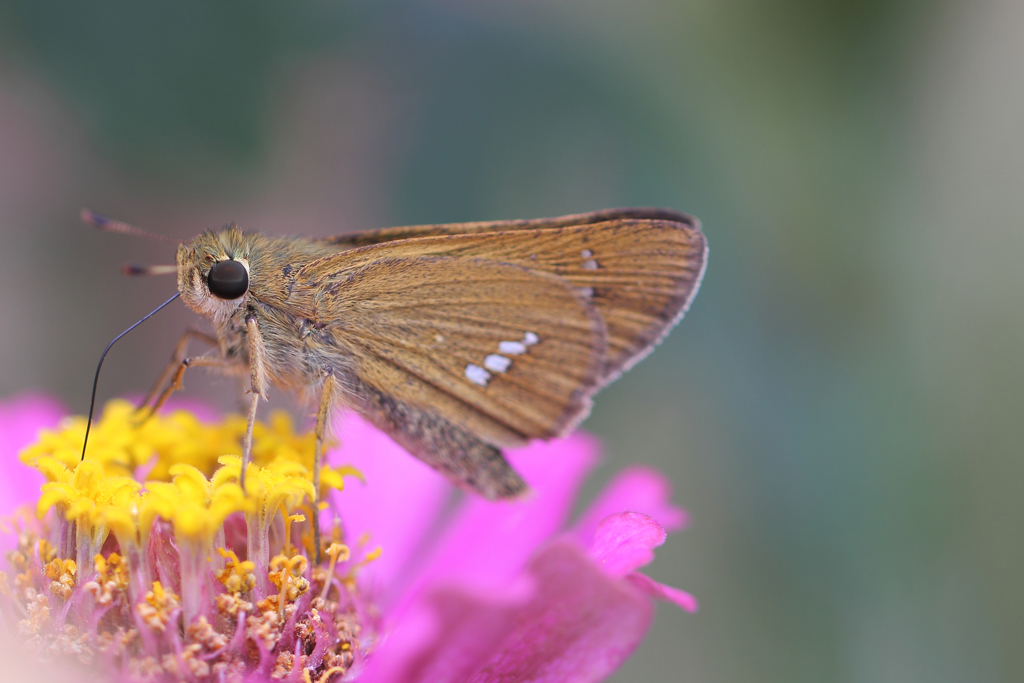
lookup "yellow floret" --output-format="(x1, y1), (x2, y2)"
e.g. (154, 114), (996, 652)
(145, 464), (251, 545)
(36, 459), (143, 565)
(20, 400), (367, 600)
(22, 400), (153, 477)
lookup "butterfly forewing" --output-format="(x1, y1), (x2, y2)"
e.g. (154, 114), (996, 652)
(292, 255), (606, 445)
(312, 218), (706, 383)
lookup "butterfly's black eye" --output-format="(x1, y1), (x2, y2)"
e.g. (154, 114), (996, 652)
(207, 259), (249, 299)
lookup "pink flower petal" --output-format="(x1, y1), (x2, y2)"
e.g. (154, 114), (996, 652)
(393, 433), (600, 610)
(365, 540), (653, 683)
(588, 511), (666, 577)
(328, 412), (452, 590)
(626, 572), (699, 613)
(0, 395), (64, 497)
(0, 393), (65, 467)
(0, 394), (64, 556)
(360, 577), (535, 683)
(573, 466), (687, 546)
(358, 599), (440, 683)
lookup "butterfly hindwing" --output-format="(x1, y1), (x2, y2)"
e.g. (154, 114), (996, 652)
(352, 379), (530, 499)
(292, 254), (607, 448)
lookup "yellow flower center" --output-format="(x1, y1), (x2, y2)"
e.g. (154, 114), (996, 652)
(4, 400), (379, 681)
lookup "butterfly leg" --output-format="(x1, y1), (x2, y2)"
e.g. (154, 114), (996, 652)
(312, 369), (336, 565)
(240, 314), (269, 494)
(137, 328), (218, 415)
(137, 354), (235, 421)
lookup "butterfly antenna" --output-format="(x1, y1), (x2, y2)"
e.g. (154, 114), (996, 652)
(122, 264), (178, 276)
(81, 293), (181, 461)
(81, 208), (178, 244)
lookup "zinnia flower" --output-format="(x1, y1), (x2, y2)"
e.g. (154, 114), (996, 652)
(0, 393), (696, 682)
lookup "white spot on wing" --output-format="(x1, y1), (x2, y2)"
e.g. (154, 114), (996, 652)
(499, 340), (527, 355)
(484, 354), (512, 373)
(580, 249), (594, 258)
(582, 258), (599, 270)
(523, 331), (539, 346)
(465, 364), (491, 386)
(578, 286), (594, 298)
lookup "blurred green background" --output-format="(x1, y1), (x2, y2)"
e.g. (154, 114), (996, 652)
(1, 1), (1021, 681)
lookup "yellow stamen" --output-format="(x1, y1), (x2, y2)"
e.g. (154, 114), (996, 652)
(342, 546), (382, 591)
(85, 552), (130, 605)
(269, 554), (309, 614)
(283, 511), (306, 556)
(137, 581), (179, 633)
(44, 558), (77, 599)
(37, 539), (56, 564)
(215, 548), (256, 594)
(317, 666), (348, 683)
(318, 542), (351, 602)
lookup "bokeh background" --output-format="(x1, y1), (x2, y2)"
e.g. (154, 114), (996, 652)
(1, 1), (1022, 681)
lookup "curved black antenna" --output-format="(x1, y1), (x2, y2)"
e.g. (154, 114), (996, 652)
(81, 292), (181, 460)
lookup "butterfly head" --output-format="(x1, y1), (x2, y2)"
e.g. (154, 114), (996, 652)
(177, 226), (253, 320)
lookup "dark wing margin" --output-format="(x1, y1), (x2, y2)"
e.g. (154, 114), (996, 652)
(316, 207), (699, 249)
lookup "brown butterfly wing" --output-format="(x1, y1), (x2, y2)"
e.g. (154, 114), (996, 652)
(318, 207), (698, 248)
(293, 254), (607, 448)
(313, 216), (706, 384)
